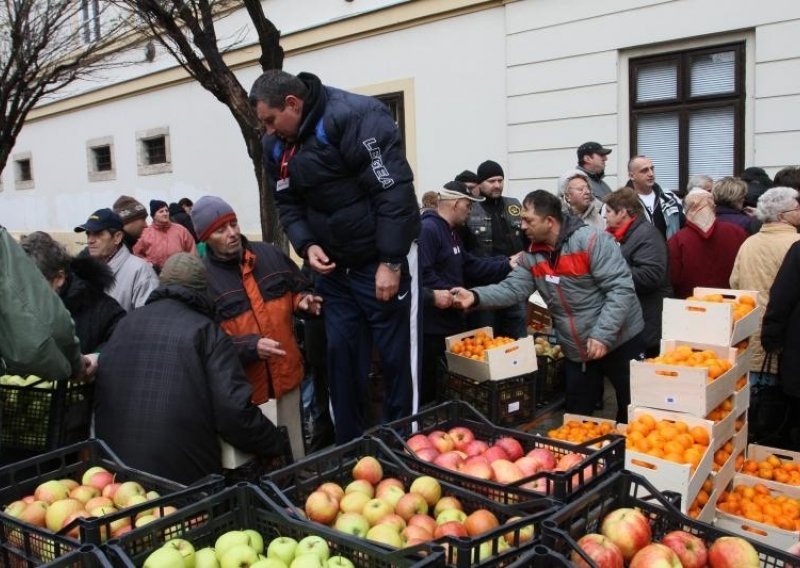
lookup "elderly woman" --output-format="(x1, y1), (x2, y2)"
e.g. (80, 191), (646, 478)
(713, 176), (761, 235)
(133, 200), (196, 272)
(604, 188), (670, 357)
(668, 189), (748, 299)
(20, 232), (126, 354)
(558, 170), (605, 230)
(731, 187), (800, 383)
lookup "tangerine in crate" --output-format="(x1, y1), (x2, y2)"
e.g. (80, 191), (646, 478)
(623, 411), (710, 471)
(449, 330), (516, 362)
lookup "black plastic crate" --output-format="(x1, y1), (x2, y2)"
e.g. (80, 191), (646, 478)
(0, 514), (82, 567)
(0, 439), (224, 552)
(103, 483), (445, 568)
(0, 378), (94, 456)
(260, 436), (557, 567)
(44, 545), (112, 568)
(541, 470), (800, 568)
(505, 544), (570, 568)
(444, 373), (535, 428)
(534, 356), (565, 407)
(374, 401), (624, 506)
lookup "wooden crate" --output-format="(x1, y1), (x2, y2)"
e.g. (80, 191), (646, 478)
(445, 327), (537, 382)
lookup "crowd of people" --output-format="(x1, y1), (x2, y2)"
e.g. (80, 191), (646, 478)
(3, 69), (800, 483)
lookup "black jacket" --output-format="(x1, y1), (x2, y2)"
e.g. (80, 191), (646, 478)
(60, 256), (126, 354)
(616, 216), (671, 350)
(95, 285), (284, 484)
(262, 72), (419, 268)
(169, 203), (199, 242)
(762, 240), (800, 397)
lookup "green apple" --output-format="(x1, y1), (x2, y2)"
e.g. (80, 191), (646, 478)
(144, 546), (187, 568)
(334, 513), (369, 537)
(294, 536), (329, 564)
(163, 539), (196, 568)
(194, 547), (220, 568)
(252, 559), (287, 568)
(215, 531), (250, 560)
(220, 544), (258, 568)
(326, 557), (355, 568)
(244, 530), (264, 555)
(266, 536), (298, 565)
(436, 509), (467, 525)
(289, 556), (323, 568)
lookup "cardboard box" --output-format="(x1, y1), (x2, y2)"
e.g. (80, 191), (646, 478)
(445, 327), (537, 382)
(219, 400), (276, 469)
(622, 407), (714, 514)
(630, 340), (743, 416)
(662, 287), (762, 346)
(715, 473), (800, 549)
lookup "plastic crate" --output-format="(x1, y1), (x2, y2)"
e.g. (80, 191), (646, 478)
(374, 401), (624, 506)
(444, 372), (535, 427)
(44, 545), (112, 568)
(505, 544), (570, 568)
(0, 378), (94, 456)
(541, 470), (800, 568)
(0, 514), (82, 567)
(103, 483), (445, 568)
(0, 439), (224, 550)
(260, 437), (558, 568)
(534, 356), (564, 407)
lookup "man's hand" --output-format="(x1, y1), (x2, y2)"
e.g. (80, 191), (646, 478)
(586, 338), (608, 360)
(450, 287), (476, 309)
(297, 294), (323, 316)
(256, 337), (287, 358)
(433, 290), (454, 309)
(375, 263), (400, 301)
(307, 244), (336, 275)
(509, 251), (522, 269)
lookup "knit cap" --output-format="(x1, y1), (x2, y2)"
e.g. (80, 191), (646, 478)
(112, 195), (147, 223)
(476, 160), (504, 183)
(455, 170), (479, 184)
(150, 199), (168, 217)
(191, 196), (237, 242)
(159, 253), (207, 291)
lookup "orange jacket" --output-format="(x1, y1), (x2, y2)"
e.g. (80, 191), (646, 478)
(204, 240), (310, 403)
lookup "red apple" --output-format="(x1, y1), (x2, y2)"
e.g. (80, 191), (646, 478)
(428, 431), (455, 453)
(352, 456), (383, 486)
(464, 509), (499, 537)
(526, 448), (557, 470)
(375, 478), (404, 495)
(433, 451), (464, 472)
(395, 492), (428, 521)
(600, 507), (652, 562)
(494, 437), (524, 461)
(84, 496), (113, 511)
(45, 499), (84, 532)
(556, 453), (585, 471)
(434, 520), (468, 539)
(345, 479), (375, 498)
(464, 440), (489, 457)
(514, 456), (543, 477)
(81, 467), (115, 491)
(447, 427), (475, 451)
(318, 481), (345, 502)
(376, 513), (406, 532)
(433, 496), (462, 518)
(572, 533), (624, 568)
(102, 483), (120, 499)
(62, 511), (91, 539)
(34, 480), (69, 504)
(402, 524), (432, 545)
(304, 490), (339, 525)
(490, 459), (524, 484)
(19, 501), (48, 528)
(708, 536), (759, 568)
(408, 514), (437, 535)
(482, 445), (509, 464)
(521, 478), (549, 493)
(661, 530), (708, 568)
(407, 434), (434, 452)
(461, 457), (493, 480)
(415, 447), (440, 463)
(630, 543), (681, 568)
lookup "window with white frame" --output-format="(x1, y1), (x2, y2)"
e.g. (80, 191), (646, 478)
(14, 152), (34, 190)
(136, 127), (172, 176)
(86, 136), (116, 182)
(81, 0), (101, 44)
(629, 43), (744, 196)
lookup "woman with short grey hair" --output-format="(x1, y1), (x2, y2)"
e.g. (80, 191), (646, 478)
(756, 186), (800, 223)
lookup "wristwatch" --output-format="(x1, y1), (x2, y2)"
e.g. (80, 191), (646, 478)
(382, 262), (403, 272)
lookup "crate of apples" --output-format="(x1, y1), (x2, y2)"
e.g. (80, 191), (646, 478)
(260, 437), (556, 566)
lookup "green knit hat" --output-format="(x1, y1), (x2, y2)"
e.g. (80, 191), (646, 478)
(159, 253), (207, 291)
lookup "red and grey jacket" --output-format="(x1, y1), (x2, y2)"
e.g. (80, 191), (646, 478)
(472, 215), (644, 362)
(203, 238), (311, 403)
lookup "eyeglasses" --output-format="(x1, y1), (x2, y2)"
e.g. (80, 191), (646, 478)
(781, 206), (800, 215)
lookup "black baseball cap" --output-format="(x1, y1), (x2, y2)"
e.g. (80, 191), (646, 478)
(577, 142), (612, 161)
(74, 208), (124, 233)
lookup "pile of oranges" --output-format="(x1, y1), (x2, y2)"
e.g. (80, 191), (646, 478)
(547, 419), (617, 444)
(645, 345), (733, 381)
(685, 293), (757, 322)
(687, 476), (715, 518)
(717, 482), (800, 530)
(706, 397), (734, 423)
(449, 331), (515, 361)
(740, 453), (800, 485)
(712, 439), (744, 472)
(624, 413), (710, 470)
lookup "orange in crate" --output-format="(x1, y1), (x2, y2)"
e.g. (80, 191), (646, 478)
(717, 480), (800, 531)
(548, 419), (616, 444)
(740, 453), (800, 486)
(449, 330), (516, 361)
(645, 345), (733, 382)
(686, 293), (757, 322)
(623, 412), (709, 471)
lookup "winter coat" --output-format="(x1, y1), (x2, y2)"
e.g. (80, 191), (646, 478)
(60, 256), (126, 354)
(169, 203), (198, 242)
(465, 196), (525, 258)
(106, 245), (159, 312)
(730, 223), (800, 373)
(419, 210), (510, 335)
(0, 226), (82, 380)
(761, 241), (800, 397)
(133, 222), (196, 271)
(562, 196), (606, 232)
(472, 216), (644, 362)
(263, 72), (419, 268)
(204, 238), (310, 404)
(576, 165), (612, 200)
(668, 220), (748, 300)
(715, 205), (761, 235)
(626, 181), (685, 240)
(95, 285), (285, 484)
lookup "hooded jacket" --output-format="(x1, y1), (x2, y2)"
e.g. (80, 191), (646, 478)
(262, 72), (419, 268)
(471, 216), (643, 362)
(95, 285), (285, 484)
(419, 210), (510, 335)
(60, 256), (126, 354)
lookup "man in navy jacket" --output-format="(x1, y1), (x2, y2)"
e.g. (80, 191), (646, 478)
(250, 70), (420, 443)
